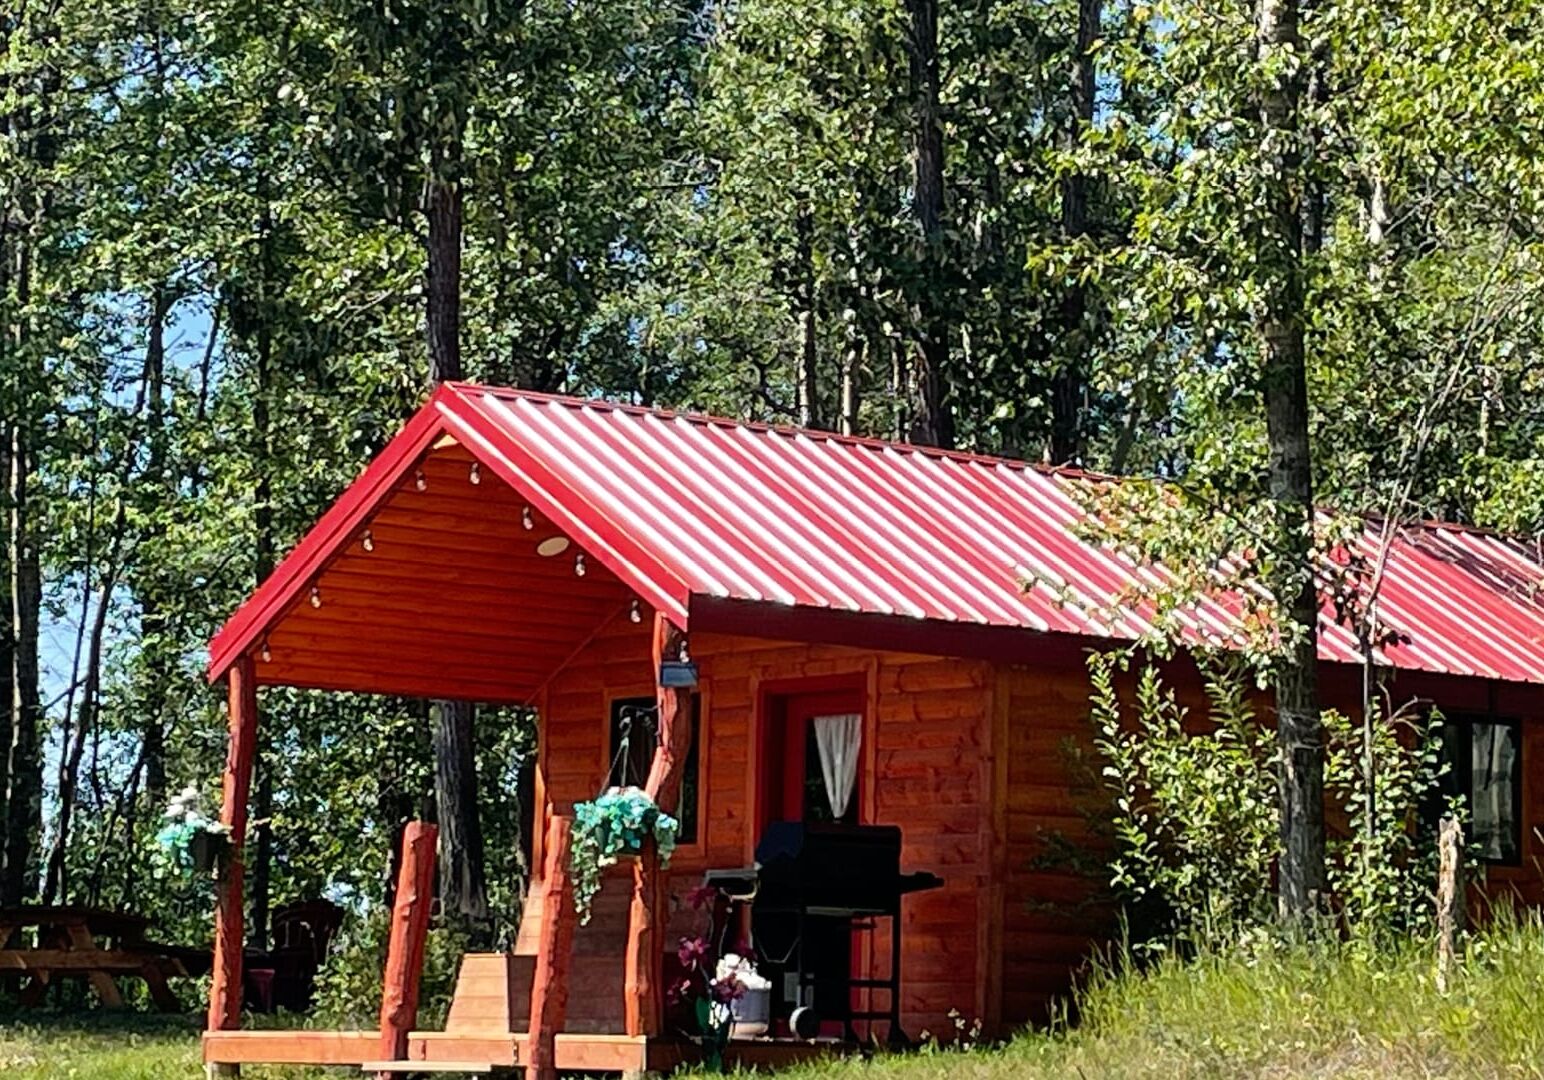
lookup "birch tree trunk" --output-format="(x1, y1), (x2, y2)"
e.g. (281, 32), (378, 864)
(1256, 0), (1326, 919)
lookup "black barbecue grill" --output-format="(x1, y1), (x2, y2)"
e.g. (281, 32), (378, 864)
(704, 822), (942, 1044)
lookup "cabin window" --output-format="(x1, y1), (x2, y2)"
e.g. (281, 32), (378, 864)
(1433, 715), (1521, 865)
(608, 696), (699, 844)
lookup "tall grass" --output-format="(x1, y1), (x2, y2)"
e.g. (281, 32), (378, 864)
(768, 908), (1544, 1079)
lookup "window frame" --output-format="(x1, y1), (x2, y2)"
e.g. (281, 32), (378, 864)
(605, 692), (703, 849)
(1435, 711), (1523, 867)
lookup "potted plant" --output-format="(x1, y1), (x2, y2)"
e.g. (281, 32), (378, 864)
(154, 784), (232, 878)
(569, 786), (680, 923)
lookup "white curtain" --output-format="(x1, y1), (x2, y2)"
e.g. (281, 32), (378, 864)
(813, 713), (862, 820)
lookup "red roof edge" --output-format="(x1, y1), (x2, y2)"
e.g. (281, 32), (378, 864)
(205, 388), (460, 682)
(206, 384), (696, 685)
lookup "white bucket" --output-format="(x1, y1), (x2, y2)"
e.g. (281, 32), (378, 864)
(730, 985), (771, 1038)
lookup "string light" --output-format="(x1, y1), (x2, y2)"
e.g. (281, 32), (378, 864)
(522, 506), (534, 530)
(310, 585), (322, 608)
(361, 528), (375, 552)
(469, 462), (481, 485)
(574, 553), (586, 577)
(260, 640), (272, 663)
(414, 468), (427, 492)
(629, 599), (641, 623)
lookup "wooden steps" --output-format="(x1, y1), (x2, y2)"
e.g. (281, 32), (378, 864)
(512, 866), (632, 1035)
(409, 1030), (524, 1066)
(445, 953), (533, 1033)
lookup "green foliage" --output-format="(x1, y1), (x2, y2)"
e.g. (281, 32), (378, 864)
(1092, 651), (1279, 935)
(1093, 649), (1458, 943)
(310, 908), (469, 1030)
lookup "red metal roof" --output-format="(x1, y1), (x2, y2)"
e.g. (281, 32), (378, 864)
(208, 383), (1544, 686)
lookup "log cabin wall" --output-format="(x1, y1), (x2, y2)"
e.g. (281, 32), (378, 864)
(533, 613), (998, 1040)
(992, 659), (1113, 1030)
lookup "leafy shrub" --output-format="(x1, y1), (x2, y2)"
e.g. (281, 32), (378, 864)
(311, 908), (469, 1029)
(1092, 648), (1457, 944)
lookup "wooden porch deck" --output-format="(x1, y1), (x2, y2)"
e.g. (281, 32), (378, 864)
(204, 1027), (850, 1073)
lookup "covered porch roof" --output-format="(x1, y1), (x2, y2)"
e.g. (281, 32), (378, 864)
(208, 383), (1544, 697)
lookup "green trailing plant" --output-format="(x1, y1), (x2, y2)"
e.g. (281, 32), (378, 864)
(569, 787), (679, 924)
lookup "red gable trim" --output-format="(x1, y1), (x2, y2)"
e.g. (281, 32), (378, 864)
(205, 385), (695, 684)
(435, 391), (691, 625)
(206, 388), (455, 682)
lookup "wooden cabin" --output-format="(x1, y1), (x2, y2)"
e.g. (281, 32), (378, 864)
(201, 384), (1544, 1076)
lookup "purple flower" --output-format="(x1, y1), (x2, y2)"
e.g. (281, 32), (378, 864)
(666, 977), (695, 1006)
(709, 977), (746, 1004)
(677, 935), (709, 970)
(685, 883), (718, 911)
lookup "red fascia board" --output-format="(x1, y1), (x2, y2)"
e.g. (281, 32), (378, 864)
(436, 387), (692, 626)
(687, 594), (1107, 669)
(205, 389), (455, 682)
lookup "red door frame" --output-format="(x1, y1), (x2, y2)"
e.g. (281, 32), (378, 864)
(755, 674), (868, 833)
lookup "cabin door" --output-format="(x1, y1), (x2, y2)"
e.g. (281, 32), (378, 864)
(762, 689), (865, 827)
(756, 686), (867, 1036)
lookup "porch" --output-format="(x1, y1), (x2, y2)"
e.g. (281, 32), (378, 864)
(200, 403), (960, 1075)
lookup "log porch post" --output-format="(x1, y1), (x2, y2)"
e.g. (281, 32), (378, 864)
(378, 821), (438, 1065)
(207, 653), (259, 1036)
(526, 814), (577, 1080)
(625, 613), (693, 1038)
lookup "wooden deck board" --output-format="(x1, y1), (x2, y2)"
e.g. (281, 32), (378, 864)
(207, 1028), (859, 1072)
(202, 1029), (378, 1065)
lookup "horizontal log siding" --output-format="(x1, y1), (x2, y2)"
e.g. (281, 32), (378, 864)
(995, 661), (1113, 1030)
(532, 617), (995, 1039)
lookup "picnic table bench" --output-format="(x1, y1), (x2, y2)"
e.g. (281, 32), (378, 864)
(0, 904), (190, 1011)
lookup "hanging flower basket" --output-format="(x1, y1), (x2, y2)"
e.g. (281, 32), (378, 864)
(570, 786), (679, 924)
(154, 784), (233, 880)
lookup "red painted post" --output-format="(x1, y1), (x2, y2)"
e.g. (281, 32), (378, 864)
(207, 654), (258, 1033)
(526, 814), (577, 1080)
(625, 613), (692, 1038)
(379, 821), (439, 1063)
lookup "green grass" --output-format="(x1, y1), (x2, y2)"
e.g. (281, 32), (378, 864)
(10, 915), (1544, 1078)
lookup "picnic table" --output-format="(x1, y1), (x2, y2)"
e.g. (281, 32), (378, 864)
(0, 905), (189, 1011)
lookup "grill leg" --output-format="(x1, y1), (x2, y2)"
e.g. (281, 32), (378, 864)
(887, 911), (907, 1048)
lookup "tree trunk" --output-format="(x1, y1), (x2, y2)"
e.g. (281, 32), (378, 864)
(248, 210), (276, 952)
(140, 286), (172, 802)
(426, 171), (463, 385)
(1256, 0), (1325, 919)
(905, 0), (953, 449)
(795, 204), (818, 429)
(1051, 0), (1102, 466)
(4, 235), (41, 907)
(424, 138), (490, 942)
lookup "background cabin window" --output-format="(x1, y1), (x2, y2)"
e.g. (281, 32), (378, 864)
(1434, 716), (1521, 864)
(608, 696), (699, 843)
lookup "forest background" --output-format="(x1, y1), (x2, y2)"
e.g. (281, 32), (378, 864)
(1, 0), (1542, 964)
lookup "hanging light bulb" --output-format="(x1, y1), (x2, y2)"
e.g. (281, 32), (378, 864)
(260, 639), (272, 663)
(310, 585), (322, 608)
(574, 553), (586, 577)
(361, 528), (375, 552)
(414, 468), (427, 492)
(522, 506), (534, 530)
(629, 599), (642, 623)
(469, 462), (481, 485)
